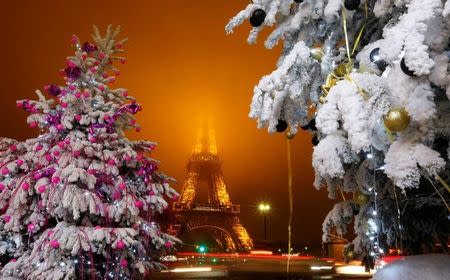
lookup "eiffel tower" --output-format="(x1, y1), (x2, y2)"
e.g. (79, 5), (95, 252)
(171, 128), (253, 252)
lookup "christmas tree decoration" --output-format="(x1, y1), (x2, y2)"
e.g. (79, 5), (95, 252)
(0, 25), (178, 279)
(249, 9), (266, 27)
(227, 0), (450, 271)
(353, 191), (369, 206)
(383, 108), (411, 132)
(344, 0), (360, 11)
(311, 134), (319, 146)
(276, 119), (288, 132)
(294, 0), (304, 4)
(369, 48), (387, 72)
(400, 58), (416, 77)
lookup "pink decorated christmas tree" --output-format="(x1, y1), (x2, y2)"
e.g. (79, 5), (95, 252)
(0, 25), (178, 279)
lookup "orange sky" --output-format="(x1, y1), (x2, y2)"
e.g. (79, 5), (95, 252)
(0, 0), (333, 247)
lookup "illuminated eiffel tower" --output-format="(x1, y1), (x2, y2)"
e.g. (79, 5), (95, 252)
(171, 128), (253, 252)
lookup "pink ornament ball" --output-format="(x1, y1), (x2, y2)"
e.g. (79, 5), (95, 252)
(36, 145), (43, 151)
(0, 183), (5, 191)
(56, 124), (64, 131)
(33, 172), (42, 180)
(99, 52), (105, 59)
(149, 190), (155, 196)
(71, 35), (78, 44)
(52, 177), (60, 184)
(72, 150), (81, 157)
(107, 159), (115, 166)
(122, 91), (128, 97)
(120, 259), (128, 268)
(16, 101), (23, 108)
(165, 241), (172, 248)
(83, 90), (90, 98)
(95, 225), (102, 230)
(27, 223), (35, 232)
(134, 200), (144, 208)
(89, 136), (97, 143)
(22, 182), (30, 191)
(118, 183), (126, 190)
(81, 53), (87, 60)
(75, 92), (82, 98)
(53, 150), (60, 157)
(116, 240), (126, 250)
(1, 168), (9, 175)
(45, 154), (53, 162)
(10, 145), (17, 152)
(113, 191), (122, 201)
(3, 215), (11, 223)
(38, 185), (46, 193)
(58, 141), (65, 148)
(98, 85), (105, 91)
(29, 122), (38, 128)
(16, 159), (24, 166)
(69, 84), (76, 91)
(50, 240), (60, 249)
(75, 114), (82, 121)
(47, 230), (54, 236)
(67, 60), (77, 68)
(61, 102), (68, 108)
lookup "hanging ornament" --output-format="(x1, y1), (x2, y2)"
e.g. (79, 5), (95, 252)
(286, 131), (295, 139)
(400, 58), (416, 77)
(312, 134), (320, 146)
(369, 48), (387, 72)
(344, 247), (356, 261)
(344, 0), (360, 10)
(353, 190), (369, 206)
(64, 66), (82, 80)
(383, 107), (410, 132)
(276, 119), (288, 132)
(308, 119), (317, 131)
(310, 46), (324, 61)
(250, 9), (266, 27)
(47, 84), (61, 97)
(82, 42), (98, 53)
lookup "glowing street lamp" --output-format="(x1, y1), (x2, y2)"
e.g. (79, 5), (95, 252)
(258, 203), (271, 240)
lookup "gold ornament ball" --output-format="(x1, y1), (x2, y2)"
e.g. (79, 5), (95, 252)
(353, 191), (370, 206)
(345, 249), (356, 261)
(384, 107), (410, 132)
(286, 131), (296, 140)
(310, 47), (324, 61)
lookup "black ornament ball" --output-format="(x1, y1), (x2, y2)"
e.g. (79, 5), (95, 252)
(312, 135), (320, 146)
(276, 119), (288, 133)
(294, 0), (304, 3)
(400, 58), (416, 77)
(300, 123), (309, 131)
(369, 48), (387, 72)
(344, 0), (360, 10)
(250, 9), (266, 27)
(308, 119), (317, 131)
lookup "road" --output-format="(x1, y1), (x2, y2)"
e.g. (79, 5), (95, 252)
(152, 253), (373, 280)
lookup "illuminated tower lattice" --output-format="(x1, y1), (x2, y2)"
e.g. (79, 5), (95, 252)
(171, 128), (253, 252)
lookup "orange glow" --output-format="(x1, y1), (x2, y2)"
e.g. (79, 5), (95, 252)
(0, 0), (334, 245)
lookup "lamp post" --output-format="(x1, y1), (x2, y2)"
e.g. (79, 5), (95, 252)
(258, 203), (271, 240)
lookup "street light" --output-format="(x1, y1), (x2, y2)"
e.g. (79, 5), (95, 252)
(258, 203), (271, 240)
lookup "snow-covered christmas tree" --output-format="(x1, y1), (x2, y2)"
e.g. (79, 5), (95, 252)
(227, 0), (450, 271)
(0, 25), (178, 279)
